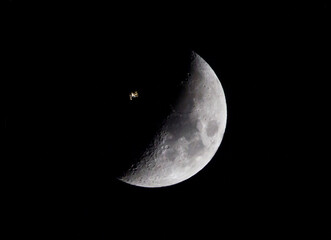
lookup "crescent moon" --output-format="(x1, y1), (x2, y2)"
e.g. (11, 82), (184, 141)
(119, 52), (227, 187)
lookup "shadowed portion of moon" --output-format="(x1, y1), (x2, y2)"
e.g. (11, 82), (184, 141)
(117, 52), (227, 187)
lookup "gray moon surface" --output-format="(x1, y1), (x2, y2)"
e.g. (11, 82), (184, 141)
(119, 52), (227, 187)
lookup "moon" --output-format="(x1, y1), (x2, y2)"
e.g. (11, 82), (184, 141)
(118, 52), (227, 187)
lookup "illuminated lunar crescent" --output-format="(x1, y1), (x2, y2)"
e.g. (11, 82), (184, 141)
(118, 52), (227, 187)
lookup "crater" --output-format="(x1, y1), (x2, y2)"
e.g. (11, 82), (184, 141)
(206, 120), (219, 137)
(165, 148), (179, 162)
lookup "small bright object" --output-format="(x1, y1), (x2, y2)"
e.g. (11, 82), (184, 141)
(129, 91), (139, 100)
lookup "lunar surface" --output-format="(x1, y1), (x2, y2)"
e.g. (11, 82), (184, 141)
(118, 52), (227, 187)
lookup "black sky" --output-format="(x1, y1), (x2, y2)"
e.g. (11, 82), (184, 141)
(2, 1), (329, 239)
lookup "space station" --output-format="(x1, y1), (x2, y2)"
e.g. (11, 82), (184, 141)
(129, 91), (139, 100)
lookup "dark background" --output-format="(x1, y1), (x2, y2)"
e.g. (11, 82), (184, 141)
(2, 1), (329, 239)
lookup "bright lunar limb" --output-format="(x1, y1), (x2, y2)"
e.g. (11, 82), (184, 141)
(118, 52), (227, 187)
